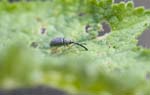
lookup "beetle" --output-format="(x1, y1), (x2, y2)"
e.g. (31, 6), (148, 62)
(50, 37), (88, 51)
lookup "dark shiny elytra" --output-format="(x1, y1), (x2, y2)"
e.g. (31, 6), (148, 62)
(50, 37), (88, 51)
(50, 38), (72, 46)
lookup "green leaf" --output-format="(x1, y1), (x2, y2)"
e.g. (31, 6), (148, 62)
(0, 0), (150, 95)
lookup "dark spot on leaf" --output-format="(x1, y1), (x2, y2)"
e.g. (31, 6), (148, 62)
(9, 0), (19, 3)
(78, 12), (85, 16)
(113, 46), (117, 49)
(98, 21), (111, 36)
(85, 24), (91, 33)
(41, 27), (47, 34)
(138, 28), (150, 48)
(30, 42), (38, 48)
(0, 86), (68, 95)
(146, 72), (150, 80)
(115, 0), (130, 3)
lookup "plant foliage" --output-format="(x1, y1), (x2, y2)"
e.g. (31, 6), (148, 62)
(0, 0), (150, 95)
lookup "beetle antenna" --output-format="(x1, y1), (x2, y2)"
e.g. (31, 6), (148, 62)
(72, 42), (88, 51)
